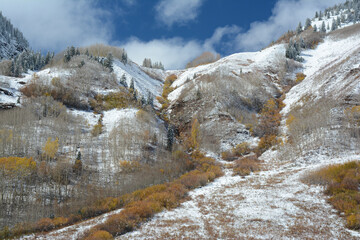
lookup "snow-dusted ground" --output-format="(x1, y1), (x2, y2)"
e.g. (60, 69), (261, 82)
(119, 151), (360, 240)
(113, 60), (163, 98)
(167, 44), (286, 102)
(282, 25), (360, 116)
(21, 209), (123, 240)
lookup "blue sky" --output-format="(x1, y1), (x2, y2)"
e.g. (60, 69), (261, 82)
(0, 0), (344, 69)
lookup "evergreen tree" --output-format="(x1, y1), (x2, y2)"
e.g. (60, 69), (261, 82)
(327, 22), (330, 30)
(331, 20), (338, 31)
(166, 126), (174, 151)
(120, 74), (128, 88)
(147, 91), (154, 107)
(121, 52), (128, 64)
(337, 17), (341, 27)
(103, 53), (113, 71)
(130, 78), (135, 91)
(64, 49), (71, 63)
(296, 22), (303, 34)
(69, 46), (76, 57)
(313, 24), (318, 32)
(305, 18), (312, 30)
(321, 21), (326, 33)
(141, 95), (146, 106)
(319, 11), (323, 20)
(315, 11), (319, 18)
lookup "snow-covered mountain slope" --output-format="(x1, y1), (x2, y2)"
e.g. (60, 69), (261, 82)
(0, 75), (24, 109)
(118, 24), (360, 240)
(0, 12), (28, 60)
(283, 24), (360, 115)
(113, 60), (163, 98)
(163, 44), (286, 153)
(168, 44), (285, 103)
(120, 153), (360, 240)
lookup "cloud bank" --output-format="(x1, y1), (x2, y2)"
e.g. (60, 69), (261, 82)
(123, 25), (240, 69)
(235, 0), (345, 51)
(155, 0), (205, 27)
(0, 0), (112, 52)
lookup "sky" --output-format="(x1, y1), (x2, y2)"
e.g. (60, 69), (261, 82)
(0, 0), (345, 69)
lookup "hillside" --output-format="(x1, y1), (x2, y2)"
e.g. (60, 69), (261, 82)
(118, 24), (360, 239)
(2, 1), (360, 239)
(0, 11), (28, 60)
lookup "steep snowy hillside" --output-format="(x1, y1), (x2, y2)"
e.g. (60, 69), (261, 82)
(283, 24), (360, 115)
(164, 44), (287, 153)
(113, 60), (163, 98)
(118, 24), (360, 240)
(0, 12), (28, 60)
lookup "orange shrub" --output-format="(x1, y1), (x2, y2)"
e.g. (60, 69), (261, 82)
(99, 212), (136, 237)
(178, 170), (208, 189)
(221, 151), (235, 161)
(232, 142), (250, 157)
(233, 155), (261, 177)
(296, 73), (306, 83)
(35, 218), (55, 232)
(306, 161), (360, 230)
(52, 217), (68, 227)
(256, 134), (278, 154)
(85, 230), (114, 240)
(146, 192), (178, 209)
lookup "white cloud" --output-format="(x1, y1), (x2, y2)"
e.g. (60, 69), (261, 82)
(122, 0), (137, 6)
(0, 0), (112, 52)
(122, 25), (240, 70)
(235, 0), (345, 51)
(122, 38), (204, 70)
(155, 0), (205, 27)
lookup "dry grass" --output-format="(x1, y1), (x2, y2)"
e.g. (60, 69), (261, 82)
(303, 161), (360, 230)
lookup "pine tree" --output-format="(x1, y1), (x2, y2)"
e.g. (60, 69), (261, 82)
(319, 11), (323, 20)
(321, 21), (326, 33)
(104, 53), (113, 71)
(120, 74), (128, 88)
(331, 20), (337, 31)
(313, 24), (318, 32)
(296, 22), (303, 34)
(315, 11), (319, 18)
(147, 91), (154, 107)
(166, 126), (174, 151)
(141, 95), (146, 106)
(337, 17), (341, 28)
(69, 46), (76, 57)
(121, 52), (128, 64)
(130, 78), (135, 91)
(327, 22), (330, 30)
(305, 18), (312, 30)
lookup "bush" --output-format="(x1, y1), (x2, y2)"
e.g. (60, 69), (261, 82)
(85, 230), (114, 240)
(296, 73), (306, 83)
(232, 142), (251, 157)
(256, 134), (278, 154)
(98, 212), (136, 237)
(233, 155), (261, 177)
(35, 218), (55, 232)
(305, 161), (360, 230)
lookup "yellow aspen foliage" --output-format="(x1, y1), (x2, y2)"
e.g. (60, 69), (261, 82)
(191, 118), (200, 149)
(259, 98), (282, 135)
(42, 137), (59, 160)
(295, 72), (306, 83)
(0, 157), (36, 175)
(286, 114), (296, 127)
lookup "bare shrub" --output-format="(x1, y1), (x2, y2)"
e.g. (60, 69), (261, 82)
(233, 155), (261, 176)
(186, 52), (220, 68)
(0, 60), (12, 76)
